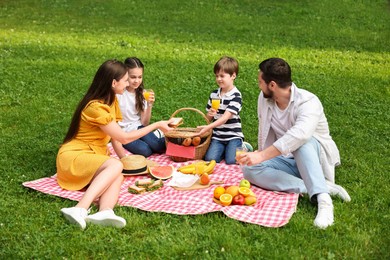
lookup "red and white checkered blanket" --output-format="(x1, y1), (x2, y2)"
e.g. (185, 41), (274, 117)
(22, 144), (299, 227)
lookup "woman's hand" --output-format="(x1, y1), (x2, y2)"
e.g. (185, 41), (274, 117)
(157, 119), (174, 133)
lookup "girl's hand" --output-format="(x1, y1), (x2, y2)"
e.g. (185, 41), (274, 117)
(147, 92), (155, 105)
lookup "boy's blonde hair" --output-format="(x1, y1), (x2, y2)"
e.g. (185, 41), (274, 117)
(214, 56), (239, 76)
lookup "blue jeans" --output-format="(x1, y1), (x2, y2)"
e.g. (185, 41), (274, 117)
(242, 137), (328, 200)
(205, 138), (242, 165)
(123, 125), (166, 157)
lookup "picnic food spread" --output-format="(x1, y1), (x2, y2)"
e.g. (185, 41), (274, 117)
(149, 166), (174, 180)
(177, 160), (216, 174)
(213, 179), (257, 206)
(128, 178), (164, 194)
(168, 117), (183, 128)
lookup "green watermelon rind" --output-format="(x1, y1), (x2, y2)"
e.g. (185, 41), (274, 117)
(149, 166), (174, 180)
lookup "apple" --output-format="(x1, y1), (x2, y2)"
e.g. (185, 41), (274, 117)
(239, 179), (251, 189)
(244, 196), (257, 206)
(232, 194), (245, 205)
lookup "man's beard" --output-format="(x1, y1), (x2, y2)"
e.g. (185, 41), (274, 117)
(262, 86), (273, 99)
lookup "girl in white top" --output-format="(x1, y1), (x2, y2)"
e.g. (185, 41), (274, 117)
(112, 57), (165, 158)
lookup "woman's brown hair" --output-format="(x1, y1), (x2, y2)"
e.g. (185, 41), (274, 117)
(62, 60), (127, 144)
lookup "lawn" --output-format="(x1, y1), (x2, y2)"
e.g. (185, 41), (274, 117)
(1, 0), (389, 259)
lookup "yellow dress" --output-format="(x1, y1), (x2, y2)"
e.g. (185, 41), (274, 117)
(56, 99), (122, 191)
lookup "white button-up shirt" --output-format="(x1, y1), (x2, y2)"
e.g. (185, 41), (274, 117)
(257, 83), (340, 183)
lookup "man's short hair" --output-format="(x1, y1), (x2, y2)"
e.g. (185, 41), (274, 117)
(259, 58), (292, 88)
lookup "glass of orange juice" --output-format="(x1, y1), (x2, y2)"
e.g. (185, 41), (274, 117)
(236, 146), (248, 165)
(211, 98), (221, 110)
(194, 161), (205, 175)
(143, 89), (154, 102)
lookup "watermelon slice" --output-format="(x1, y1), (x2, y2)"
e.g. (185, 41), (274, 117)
(149, 166), (174, 180)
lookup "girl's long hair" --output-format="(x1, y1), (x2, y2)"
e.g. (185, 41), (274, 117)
(62, 60), (127, 144)
(124, 57), (145, 113)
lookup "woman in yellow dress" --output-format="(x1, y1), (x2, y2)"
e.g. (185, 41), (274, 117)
(57, 60), (173, 229)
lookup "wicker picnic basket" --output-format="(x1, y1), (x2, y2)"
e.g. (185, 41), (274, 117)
(165, 107), (212, 162)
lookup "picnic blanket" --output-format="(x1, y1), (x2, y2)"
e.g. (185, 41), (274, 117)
(22, 144), (299, 227)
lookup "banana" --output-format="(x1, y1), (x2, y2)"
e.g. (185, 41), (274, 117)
(178, 164), (195, 171)
(178, 161), (210, 174)
(178, 166), (196, 174)
(204, 160), (216, 174)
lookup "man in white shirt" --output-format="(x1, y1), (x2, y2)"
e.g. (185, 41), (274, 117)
(237, 58), (351, 229)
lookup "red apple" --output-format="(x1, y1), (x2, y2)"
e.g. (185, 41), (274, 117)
(232, 194), (245, 205)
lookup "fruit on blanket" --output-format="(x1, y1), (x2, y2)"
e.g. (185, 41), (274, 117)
(177, 164), (196, 174)
(177, 160), (216, 174)
(214, 186), (225, 199)
(232, 194), (245, 205)
(238, 187), (251, 197)
(204, 160), (216, 174)
(199, 173), (210, 185)
(192, 136), (201, 146)
(244, 196), (257, 206)
(149, 166), (174, 180)
(220, 194), (233, 206)
(225, 186), (240, 197)
(194, 162), (206, 175)
(249, 189), (256, 197)
(239, 179), (251, 189)
(182, 137), (192, 147)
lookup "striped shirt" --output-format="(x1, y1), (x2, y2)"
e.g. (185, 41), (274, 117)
(206, 87), (244, 141)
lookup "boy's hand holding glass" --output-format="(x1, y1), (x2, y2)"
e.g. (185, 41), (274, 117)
(207, 108), (217, 118)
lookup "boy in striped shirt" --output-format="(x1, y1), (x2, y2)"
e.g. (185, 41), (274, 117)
(197, 56), (244, 164)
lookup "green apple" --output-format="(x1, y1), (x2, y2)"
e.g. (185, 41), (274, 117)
(239, 179), (250, 188)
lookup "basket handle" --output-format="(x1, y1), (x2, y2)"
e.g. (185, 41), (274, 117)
(170, 107), (210, 125)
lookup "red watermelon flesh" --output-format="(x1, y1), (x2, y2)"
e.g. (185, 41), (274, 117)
(149, 166), (174, 180)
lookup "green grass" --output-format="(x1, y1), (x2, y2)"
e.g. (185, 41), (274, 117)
(1, 0), (389, 258)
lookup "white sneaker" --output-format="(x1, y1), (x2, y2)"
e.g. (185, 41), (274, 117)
(85, 209), (126, 228)
(61, 207), (88, 230)
(314, 194), (334, 229)
(326, 181), (351, 202)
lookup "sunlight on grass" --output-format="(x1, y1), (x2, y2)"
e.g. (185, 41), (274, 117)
(1, 0), (389, 259)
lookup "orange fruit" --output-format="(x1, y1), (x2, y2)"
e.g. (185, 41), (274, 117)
(214, 186), (225, 199)
(200, 173), (210, 185)
(238, 187), (251, 197)
(219, 193), (233, 206)
(225, 186), (240, 197)
(192, 136), (201, 146)
(182, 138), (192, 147)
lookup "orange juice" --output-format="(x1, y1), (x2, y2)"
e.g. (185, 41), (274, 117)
(194, 162), (205, 175)
(235, 147), (247, 161)
(143, 89), (153, 101)
(143, 91), (150, 100)
(211, 99), (221, 110)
